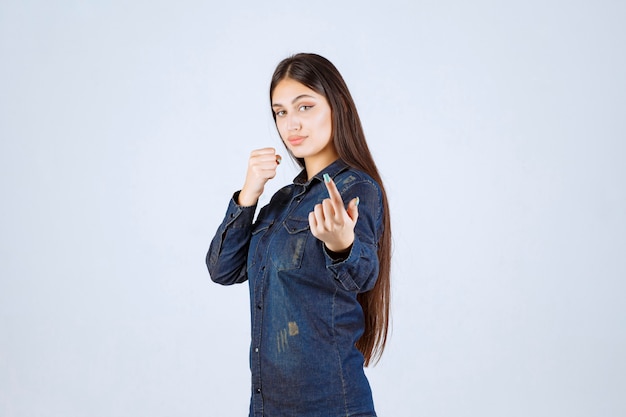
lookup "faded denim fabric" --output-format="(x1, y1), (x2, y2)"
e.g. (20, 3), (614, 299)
(207, 159), (383, 417)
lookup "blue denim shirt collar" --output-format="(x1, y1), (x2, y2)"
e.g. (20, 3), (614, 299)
(293, 158), (350, 186)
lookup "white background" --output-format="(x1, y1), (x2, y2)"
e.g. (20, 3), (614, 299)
(1, 1), (625, 416)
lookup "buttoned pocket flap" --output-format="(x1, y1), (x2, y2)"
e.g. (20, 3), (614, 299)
(251, 220), (272, 235)
(283, 218), (310, 234)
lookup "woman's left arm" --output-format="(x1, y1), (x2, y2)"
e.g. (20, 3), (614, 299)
(309, 177), (383, 292)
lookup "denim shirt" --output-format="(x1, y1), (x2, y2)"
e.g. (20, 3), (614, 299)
(207, 159), (383, 417)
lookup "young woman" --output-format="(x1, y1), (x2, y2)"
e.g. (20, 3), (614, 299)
(207, 53), (392, 417)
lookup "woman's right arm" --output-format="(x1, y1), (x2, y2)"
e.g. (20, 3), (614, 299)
(206, 193), (256, 285)
(206, 148), (281, 285)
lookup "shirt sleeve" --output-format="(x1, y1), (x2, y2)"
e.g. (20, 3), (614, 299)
(324, 180), (383, 293)
(206, 191), (256, 285)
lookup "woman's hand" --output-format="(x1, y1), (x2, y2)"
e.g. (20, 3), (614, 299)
(238, 148), (282, 207)
(309, 174), (359, 253)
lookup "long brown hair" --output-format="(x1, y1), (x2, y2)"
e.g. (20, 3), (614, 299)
(270, 53), (392, 366)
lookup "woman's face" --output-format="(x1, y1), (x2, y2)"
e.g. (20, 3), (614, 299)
(271, 78), (337, 169)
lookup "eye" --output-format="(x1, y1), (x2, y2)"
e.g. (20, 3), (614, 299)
(299, 105), (313, 112)
(275, 110), (286, 117)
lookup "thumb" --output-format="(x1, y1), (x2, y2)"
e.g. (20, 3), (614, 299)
(346, 197), (359, 222)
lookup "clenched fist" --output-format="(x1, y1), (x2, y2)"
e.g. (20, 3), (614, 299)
(238, 148), (282, 207)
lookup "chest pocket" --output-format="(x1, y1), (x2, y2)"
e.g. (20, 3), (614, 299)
(272, 218), (310, 271)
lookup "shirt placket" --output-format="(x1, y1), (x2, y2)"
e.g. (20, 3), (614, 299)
(251, 185), (308, 416)
(251, 219), (273, 416)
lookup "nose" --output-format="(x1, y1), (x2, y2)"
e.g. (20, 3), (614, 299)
(286, 113), (301, 131)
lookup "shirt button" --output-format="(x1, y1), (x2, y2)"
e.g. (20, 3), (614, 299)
(256, 388), (261, 394)
(254, 347), (259, 353)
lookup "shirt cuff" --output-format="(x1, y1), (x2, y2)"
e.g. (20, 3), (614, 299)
(324, 243), (353, 263)
(225, 191), (257, 228)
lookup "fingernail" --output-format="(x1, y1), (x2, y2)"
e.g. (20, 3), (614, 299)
(276, 156), (282, 165)
(323, 173), (331, 183)
(355, 196), (360, 207)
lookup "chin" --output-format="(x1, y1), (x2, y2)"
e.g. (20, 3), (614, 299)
(288, 149), (307, 159)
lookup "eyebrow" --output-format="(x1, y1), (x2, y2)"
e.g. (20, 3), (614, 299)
(272, 94), (316, 108)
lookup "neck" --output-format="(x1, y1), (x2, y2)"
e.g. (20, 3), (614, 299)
(305, 153), (339, 180)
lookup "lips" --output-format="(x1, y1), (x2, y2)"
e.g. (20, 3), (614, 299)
(287, 135), (306, 146)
